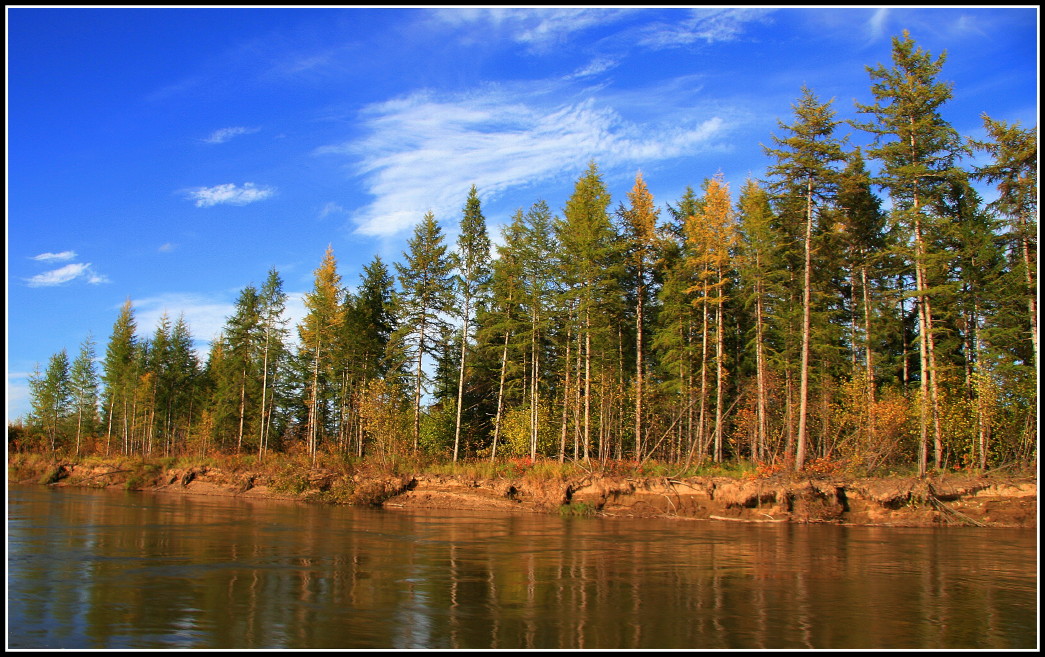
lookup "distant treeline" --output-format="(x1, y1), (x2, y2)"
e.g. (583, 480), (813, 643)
(15, 32), (1036, 475)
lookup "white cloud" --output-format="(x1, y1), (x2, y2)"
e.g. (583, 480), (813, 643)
(431, 8), (633, 51)
(566, 57), (619, 80)
(31, 250), (77, 262)
(867, 8), (890, 41)
(133, 293), (238, 346)
(636, 8), (770, 49)
(319, 202), (348, 219)
(317, 88), (727, 237)
(186, 182), (275, 207)
(203, 126), (260, 144)
(132, 291), (309, 357)
(158, 242), (177, 252)
(26, 262), (109, 288)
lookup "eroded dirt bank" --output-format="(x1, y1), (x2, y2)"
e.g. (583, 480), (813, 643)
(12, 459), (1037, 528)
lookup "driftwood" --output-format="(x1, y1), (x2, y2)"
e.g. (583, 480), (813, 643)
(927, 484), (986, 527)
(709, 514), (787, 523)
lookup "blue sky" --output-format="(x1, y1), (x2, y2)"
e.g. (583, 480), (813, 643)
(6, 7), (1038, 422)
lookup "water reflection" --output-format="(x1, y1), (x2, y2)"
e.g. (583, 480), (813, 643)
(8, 485), (1037, 649)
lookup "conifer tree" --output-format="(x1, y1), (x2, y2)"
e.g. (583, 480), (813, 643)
(223, 287), (263, 452)
(735, 178), (780, 462)
(619, 172), (660, 460)
(482, 209), (527, 459)
(343, 256), (396, 457)
(854, 30), (964, 474)
(556, 161), (620, 461)
(101, 298), (138, 456)
(827, 147), (891, 457)
(28, 349), (72, 454)
(69, 333), (100, 457)
(299, 246), (344, 462)
(392, 212), (455, 453)
(970, 114), (1037, 367)
(257, 269), (289, 461)
(517, 200), (559, 460)
(654, 186), (703, 460)
(452, 186), (492, 461)
(764, 86), (846, 471)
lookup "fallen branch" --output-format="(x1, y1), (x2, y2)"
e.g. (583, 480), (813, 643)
(927, 486), (986, 527)
(709, 514), (787, 524)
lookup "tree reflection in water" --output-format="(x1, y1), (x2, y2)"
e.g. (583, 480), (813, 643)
(7, 486), (1037, 650)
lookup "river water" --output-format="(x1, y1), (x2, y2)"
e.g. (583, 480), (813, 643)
(7, 484), (1037, 649)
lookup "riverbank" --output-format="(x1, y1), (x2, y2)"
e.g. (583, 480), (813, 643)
(8, 453), (1037, 528)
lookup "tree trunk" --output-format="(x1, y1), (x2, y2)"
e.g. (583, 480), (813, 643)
(795, 179), (814, 471)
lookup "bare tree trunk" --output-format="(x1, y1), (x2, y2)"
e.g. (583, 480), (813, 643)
(755, 277), (768, 463)
(861, 265), (877, 448)
(634, 276), (645, 461)
(452, 297), (471, 462)
(491, 329), (510, 461)
(583, 308), (591, 462)
(714, 291), (725, 462)
(795, 179), (814, 471)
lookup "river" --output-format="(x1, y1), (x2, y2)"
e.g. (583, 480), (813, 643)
(7, 484), (1037, 649)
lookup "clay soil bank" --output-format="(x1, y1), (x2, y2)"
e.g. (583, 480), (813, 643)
(11, 456), (1037, 529)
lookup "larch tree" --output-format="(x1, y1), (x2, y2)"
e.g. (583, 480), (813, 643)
(555, 160), (619, 461)
(735, 178), (779, 463)
(101, 298), (138, 456)
(28, 349), (72, 454)
(257, 269), (289, 462)
(392, 212), (455, 453)
(619, 172), (660, 461)
(452, 186), (492, 462)
(970, 114), (1037, 367)
(483, 209), (527, 460)
(764, 85), (846, 471)
(519, 200), (558, 460)
(69, 333), (100, 457)
(299, 246), (344, 463)
(833, 148), (889, 448)
(683, 174), (735, 464)
(853, 30), (964, 474)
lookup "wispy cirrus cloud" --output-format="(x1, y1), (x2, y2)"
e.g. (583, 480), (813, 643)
(566, 57), (619, 80)
(635, 8), (771, 49)
(431, 8), (634, 51)
(185, 182), (275, 207)
(317, 85), (728, 237)
(26, 262), (110, 288)
(31, 250), (78, 262)
(202, 126), (260, 144)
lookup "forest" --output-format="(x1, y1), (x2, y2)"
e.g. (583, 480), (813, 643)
(13, 32), (1037, 478)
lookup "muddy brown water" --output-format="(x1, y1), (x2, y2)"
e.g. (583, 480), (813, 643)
(7, 484), (1037, 649)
